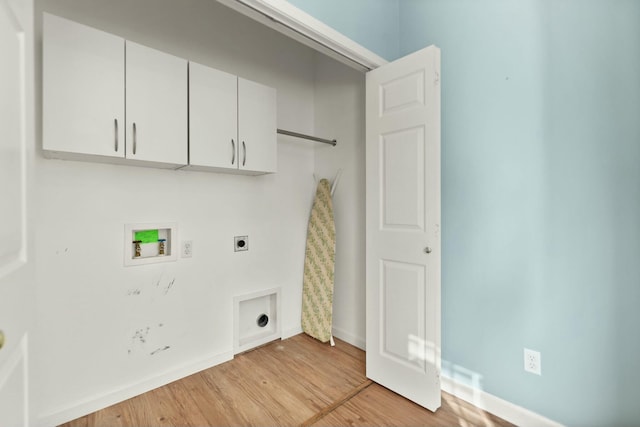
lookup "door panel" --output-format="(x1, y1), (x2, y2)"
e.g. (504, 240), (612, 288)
(380, 126), (425, 230)
(381, 259), (426, 371)
(0, 0), (23, 269)
(0, 338), (27, 427)
(366, 45), (441, 412)
(380, 70), (425, 115)
(0, 0), (34, 425)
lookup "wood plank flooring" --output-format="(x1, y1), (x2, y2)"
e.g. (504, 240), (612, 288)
(61, 334), (514, 427)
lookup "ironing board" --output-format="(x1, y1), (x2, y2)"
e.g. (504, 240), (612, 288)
(301, 178), (335, 344)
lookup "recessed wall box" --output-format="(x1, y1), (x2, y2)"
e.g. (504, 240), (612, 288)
(233, 287), (281, 354)
(124, 222), (178, 266)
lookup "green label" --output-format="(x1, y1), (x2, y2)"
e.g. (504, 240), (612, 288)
(134, 229), (159, 244)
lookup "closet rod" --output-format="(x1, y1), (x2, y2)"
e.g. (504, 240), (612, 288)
(277, 129), (337, 147)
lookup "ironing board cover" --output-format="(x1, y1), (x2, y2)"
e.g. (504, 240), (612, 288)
(301, 179), (335, 343)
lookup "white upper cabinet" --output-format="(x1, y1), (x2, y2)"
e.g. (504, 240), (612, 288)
(189, 62), (238, 170)
(126, 41), (188, 166)
(238, 78), (277, 174)
(43, 13), (125, 158)
(43, 13), (273, 173)
(189, 64), (277, 175)
(43, 14), (187, 168)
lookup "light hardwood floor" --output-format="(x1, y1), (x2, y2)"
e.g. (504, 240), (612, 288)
(61, 334), (514, 427)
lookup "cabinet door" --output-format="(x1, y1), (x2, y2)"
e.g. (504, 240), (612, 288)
(43, 13), (125, 158)
(189, 62), (238, 170)
(238, 78), (277, 174)
(126, 41), (187, 166)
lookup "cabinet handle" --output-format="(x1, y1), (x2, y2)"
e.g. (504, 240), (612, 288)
(231, 139), (235, 165)
(133, 122), (137, 155)
(114, 119), (119, 152)
(242, 141), (246, 167)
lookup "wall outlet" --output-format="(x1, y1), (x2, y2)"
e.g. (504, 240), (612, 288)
(234, 236), (248, 252)
(181, 240), (193, 258)
(524, 348), (541, 375)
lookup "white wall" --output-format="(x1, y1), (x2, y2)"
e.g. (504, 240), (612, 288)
(32, 0), (320, 424)
(313, 55), (366, 348)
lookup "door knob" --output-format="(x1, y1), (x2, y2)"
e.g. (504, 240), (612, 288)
(0, 330), (5, 350)
(424, 247), (432, 254)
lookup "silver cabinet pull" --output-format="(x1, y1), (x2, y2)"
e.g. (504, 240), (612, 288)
(424, 247), (432, 254)
(133, 122), (137, 155)
(114, 119), (119, 152)
(242, 141), (246, 167)
(231, 139), (235, 165)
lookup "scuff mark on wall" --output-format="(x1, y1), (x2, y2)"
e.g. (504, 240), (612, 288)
(128, 326), (151, 355)
(131, 327), (150, 344)
(163, 278), (175, 295)
(127, 322), (170, 356)
(152, 271), (177, 296)
(126, 267), (180, 357)
(150, 345), (170, 356)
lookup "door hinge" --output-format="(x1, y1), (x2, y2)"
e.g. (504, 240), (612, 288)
(434, 71), (440, 86)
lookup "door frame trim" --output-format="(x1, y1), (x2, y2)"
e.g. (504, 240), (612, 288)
(215, 0), (388, 72)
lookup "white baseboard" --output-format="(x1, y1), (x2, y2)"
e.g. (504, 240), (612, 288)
(441, 375), (564, 427)
(332, 326), (365, 350)
(36, 350), (234, 427)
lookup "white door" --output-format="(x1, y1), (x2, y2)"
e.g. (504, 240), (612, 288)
(126, 41), (188, 166)
(365, 45), (441, 411)
(0, 0), (34, 425)
(238, 77), (277, 173)
(189, 62), (238, 170)
(42, 13), (125, 158)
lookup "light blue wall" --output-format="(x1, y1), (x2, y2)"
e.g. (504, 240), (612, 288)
(400, 0), (640, 425)
(285, 0), (640, 425)
(286, 0), (400, 61)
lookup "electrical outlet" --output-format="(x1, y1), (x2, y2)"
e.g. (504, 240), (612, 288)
(181, 240), (193, 258)
(524, 348), (541, 375)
